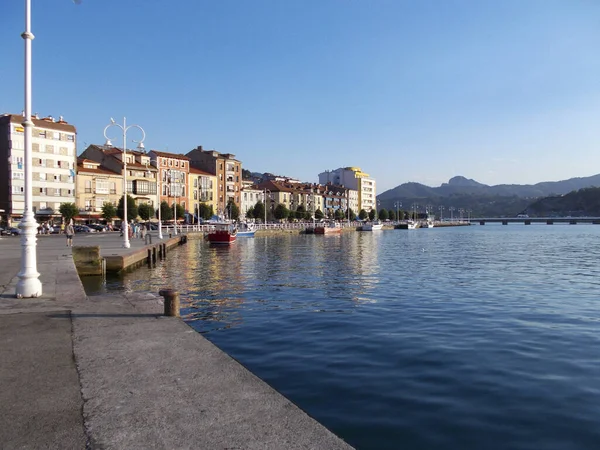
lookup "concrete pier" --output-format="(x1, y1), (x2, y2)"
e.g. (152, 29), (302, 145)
(0, 232), (353, 449)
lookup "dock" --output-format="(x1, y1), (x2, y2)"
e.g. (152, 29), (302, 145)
(0, 232), (353, 449)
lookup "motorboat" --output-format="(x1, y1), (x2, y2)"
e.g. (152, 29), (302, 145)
(207, 223), (237, 245)
(236, 222), (256, 237)
(407, 221), (420, 230)
(314, 221), (342, 235)
(362, 220), (383, 231)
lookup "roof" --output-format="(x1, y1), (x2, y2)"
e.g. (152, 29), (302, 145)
(149, 150), (190, 160)
(189, 167), (214, 176)
(1, 114), (76, 133)
(76, 160), (121, 176)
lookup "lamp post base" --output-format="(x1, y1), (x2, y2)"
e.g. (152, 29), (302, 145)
(15, 213), (42, 298)
(157, 220), (163, 240)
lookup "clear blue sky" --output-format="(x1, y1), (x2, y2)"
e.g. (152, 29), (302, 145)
(2, 0), (600, 193)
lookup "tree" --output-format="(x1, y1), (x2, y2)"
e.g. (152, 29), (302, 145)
(138, 203), (154, 221)
(347, 208), (355, 221)
(304, 210), (312, 220)
(198, 202), (213, 221)
(101, 202), (116, 222)
(59, 202), (78, 224)
(274, 203), (289, 220)
(359, 209), (368, 220)
(379, 209), (388, 221)
(253, 201), (265, 222)
(334, 208), (345, 220)
(388, 209), (396, 221)
(117, 195), (138, 221)
(245, 205), (254, 220)
(174, 203), (185, 221)
(368, 209), (376, 221)
(315, 208), (324, 220)
(160, 201), (173, 221)
(227, 200), (240, 221)
(295, 205), (306, 219)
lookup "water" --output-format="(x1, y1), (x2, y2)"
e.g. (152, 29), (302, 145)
(84, 225), (600, 449)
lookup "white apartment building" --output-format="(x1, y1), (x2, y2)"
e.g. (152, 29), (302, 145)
(240, 180), (264, 220)
(0, 114), (77, 225)
(318, 167), (376, 213)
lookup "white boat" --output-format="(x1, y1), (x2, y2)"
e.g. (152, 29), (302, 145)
(362, 220), (383, 231)
(236, 222), (256, 237)
(407, 221), (420, 230)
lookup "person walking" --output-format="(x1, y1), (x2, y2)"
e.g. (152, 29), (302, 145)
(66, 220), (75, 247)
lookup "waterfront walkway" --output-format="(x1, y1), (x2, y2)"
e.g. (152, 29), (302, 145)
(0, 232), (353, 449)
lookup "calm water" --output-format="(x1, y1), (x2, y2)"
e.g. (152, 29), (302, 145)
(84, 225), (600, 450)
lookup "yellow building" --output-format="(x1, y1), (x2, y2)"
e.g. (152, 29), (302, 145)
(188, 167), (217, 221)
(75, 158), (123, 223)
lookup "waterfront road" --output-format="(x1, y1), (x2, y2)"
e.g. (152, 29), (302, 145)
(0, 232), (353, 449)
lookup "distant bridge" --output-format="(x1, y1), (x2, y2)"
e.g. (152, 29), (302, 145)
(471, 217), (600, 225)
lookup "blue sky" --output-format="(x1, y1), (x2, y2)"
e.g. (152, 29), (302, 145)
(2, 0), (600, 193)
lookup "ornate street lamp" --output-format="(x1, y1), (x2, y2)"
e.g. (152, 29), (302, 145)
(145, 160), (162, 239)
(16, 0), (41, 298)
(104, 118), (145, 248)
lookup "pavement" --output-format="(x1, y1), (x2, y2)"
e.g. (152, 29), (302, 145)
(0, 232), (353, 449)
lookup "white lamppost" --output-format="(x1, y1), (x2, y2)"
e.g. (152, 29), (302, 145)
(104, 118), (145, 248)
(16, 0), (41, 298)
(449, 206), (455, 222)
(145, 160), (162, 239)
(439, 205), (445, 222)
(263, 188), (271, 226)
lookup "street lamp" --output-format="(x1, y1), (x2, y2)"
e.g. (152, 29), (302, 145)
(439, 205), (445, 222)
(449, 206), (455, 222)
(145, 160), (162, 239)
(104, 118), (145, 248)
(16, 0), (42, 298)
(263, 188), (271, 225)
(165, 173), (178, 235)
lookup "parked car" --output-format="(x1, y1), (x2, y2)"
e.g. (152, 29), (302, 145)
(74, 225), (96, 233)
(87, 224), (107, 232)
(1, 227), (21, 236)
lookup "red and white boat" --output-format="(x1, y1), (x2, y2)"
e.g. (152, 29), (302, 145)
(207, 223), (237, 245)
(314, 221), (342, 235)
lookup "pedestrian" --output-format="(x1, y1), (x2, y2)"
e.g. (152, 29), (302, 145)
(60, 223), (65, 234)
(66, 220), (75, 247)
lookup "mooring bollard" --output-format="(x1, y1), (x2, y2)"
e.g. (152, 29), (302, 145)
(159, 289), (180, 317)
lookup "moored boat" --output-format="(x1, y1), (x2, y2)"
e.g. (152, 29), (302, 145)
(407, 221), (420, 230)
(362, 220), (383, 231)
(207, 223), (237, 244)
(236, 222), (256, 237)
(314, 221), (342, 235)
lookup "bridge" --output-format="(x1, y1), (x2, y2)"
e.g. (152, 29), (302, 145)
(472, 217), (600, 225)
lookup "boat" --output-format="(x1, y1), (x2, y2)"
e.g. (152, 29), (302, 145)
(314, 221), (342, 235)
(236, 222), (256, 237)
(207, 223), (237, 245)
(362, 220), (383, 231)
(407, 221), (420, 230)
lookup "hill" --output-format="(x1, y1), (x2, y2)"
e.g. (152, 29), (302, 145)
(377, 174), (600, 217)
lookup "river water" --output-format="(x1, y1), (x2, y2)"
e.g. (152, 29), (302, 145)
(84, 225), (600, 450)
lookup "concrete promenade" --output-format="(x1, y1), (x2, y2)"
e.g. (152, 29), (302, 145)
(0, 232), (353, 449)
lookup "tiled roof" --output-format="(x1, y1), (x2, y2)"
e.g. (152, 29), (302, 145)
(149, 150), (190, 160)
(2, 113), (76, 132)
(189, 167), (213, 176)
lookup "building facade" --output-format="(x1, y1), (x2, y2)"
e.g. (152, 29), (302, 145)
(75, 158), (122, 222)
(186, 146), (242, 216)
(147, 150), (190, 219)
(79, 145), (159, 212)
(240, 180), (264, 220)
(188, 167), (217, 221)
(0, 114), (77, 225)
(318, 167), (376, 213)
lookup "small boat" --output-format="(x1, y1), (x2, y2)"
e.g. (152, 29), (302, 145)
(207, 223), (237, 245)
(236, 222), (256, 237)
(314, 221), (342, 235)
(407, 221), (420, 230)
(362, 220), (383, 231)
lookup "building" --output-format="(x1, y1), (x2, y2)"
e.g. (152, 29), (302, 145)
(318, 167), (376, 213)
(240, 180), (264, 220)
(256, 180), (326, 220)
(147, 150), (190, 220)
(75, 158), (122, 222)
(188, 167), (217, 222)
(186, 146), (242, 216)
(0, 113), (77, 226)
(79, 145), (159, 213)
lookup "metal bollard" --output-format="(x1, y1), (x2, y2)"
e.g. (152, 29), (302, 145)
(159, 289), (180, 317)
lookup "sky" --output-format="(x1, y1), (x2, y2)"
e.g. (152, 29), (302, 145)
(2, 0), (600, 194)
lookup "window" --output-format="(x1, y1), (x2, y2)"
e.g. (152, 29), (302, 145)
(12, 185), (24, 194)
(96, 179), (109, 194)
(85, 180), (92, 193)
(39, 187), (47, 195)
(13, 171), (24, 180)
(67, 135), (74, 141)
(12, 140), (24, 150)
